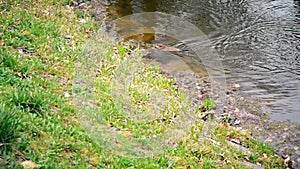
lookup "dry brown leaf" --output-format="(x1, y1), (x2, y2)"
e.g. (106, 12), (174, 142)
(21, 160), (41, 169)
(122, 131), (132, 137)
(89, 156), (101, 166)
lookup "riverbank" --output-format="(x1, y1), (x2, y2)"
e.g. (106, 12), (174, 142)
(81, 0), (300, 168)
(0, 1), (287, 168)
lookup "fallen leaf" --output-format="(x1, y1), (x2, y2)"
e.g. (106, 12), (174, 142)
(233, 83), (240, 88)
(21, 160), (41, 169)
(263, 153), (268, 158)
(78, 19), (87, 23)
(64, 92), (70, 98)
(233, 119), (241, 125)
(89, 156), (101, 166)
(234, 108), (240, 113)
(122, 131), (132, 137)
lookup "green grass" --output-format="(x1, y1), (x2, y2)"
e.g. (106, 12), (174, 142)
(202, 98), (215, 111)
(0, 104), (20, 145)
(0, 0), (285, 168)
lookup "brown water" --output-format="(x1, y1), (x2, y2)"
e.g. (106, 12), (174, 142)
(102, 0), (300, 122)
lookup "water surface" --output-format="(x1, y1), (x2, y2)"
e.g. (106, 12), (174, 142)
(105, 0), (300, 122)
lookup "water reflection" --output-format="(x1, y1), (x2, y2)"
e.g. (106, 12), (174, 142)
(109, 0), (159, 17)
(106, 0), (300, 122)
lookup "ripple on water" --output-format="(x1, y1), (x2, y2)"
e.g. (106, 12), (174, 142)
(104, 0), (300, 122)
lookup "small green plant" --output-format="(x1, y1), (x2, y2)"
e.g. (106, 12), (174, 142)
(63, 0), (75, 5)
(0, 51), (17, 69)
(117, 44), (128, 58)
(76, 11), (85, 18)
(249, 153), (259, 163)
(203, 157), (216, 169)
(202, 98), (215, 111)
(0, 67), (20, 86)
(0, 104), (20, 144)
(8, 86), (55, 114)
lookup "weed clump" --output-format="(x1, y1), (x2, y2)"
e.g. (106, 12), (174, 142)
(0, 104), (20, 145)
(7, 86), (56, 114)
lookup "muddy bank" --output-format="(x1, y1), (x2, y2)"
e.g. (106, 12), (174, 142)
(72, 1), (300, 168)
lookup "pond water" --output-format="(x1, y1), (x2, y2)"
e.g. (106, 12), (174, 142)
(103, 0), (300, 122)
